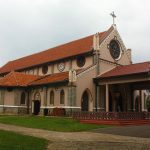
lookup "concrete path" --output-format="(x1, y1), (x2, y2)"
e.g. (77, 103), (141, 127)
(0, 123), (150, 150)
(91, 125), (150, 138)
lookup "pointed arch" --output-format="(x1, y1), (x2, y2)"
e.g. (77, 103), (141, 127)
(50, 90), (54, 105)
(34, 92), (41, 101)
(60, 89), (65, 104)
(81, 88), (93, 111)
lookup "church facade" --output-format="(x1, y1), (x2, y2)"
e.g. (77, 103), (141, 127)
(0, 25), (149, 115)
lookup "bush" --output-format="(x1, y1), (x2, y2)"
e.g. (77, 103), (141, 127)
(146, 96), (150, 112)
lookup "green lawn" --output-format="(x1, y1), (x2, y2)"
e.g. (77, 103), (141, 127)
(0, 130), (48, 150)
(0, 116), (106, 132)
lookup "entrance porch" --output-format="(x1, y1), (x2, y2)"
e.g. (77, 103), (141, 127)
(94, 62), (150, 113)
(97, 82), (149, 112)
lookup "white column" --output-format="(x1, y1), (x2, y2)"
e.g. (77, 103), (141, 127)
(106, 84), (109, 112)
(141, 90), (145, 111)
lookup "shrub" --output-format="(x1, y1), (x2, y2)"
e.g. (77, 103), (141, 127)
(146, 95), (150, 112)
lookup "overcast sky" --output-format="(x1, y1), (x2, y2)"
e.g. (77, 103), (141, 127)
(0, 0), (150, 67)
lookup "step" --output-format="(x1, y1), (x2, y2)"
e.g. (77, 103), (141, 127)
(80, 119), (150, 126)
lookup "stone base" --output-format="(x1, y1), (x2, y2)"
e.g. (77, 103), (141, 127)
(0, 107), (28, 115)
(38, 107), (81, 116)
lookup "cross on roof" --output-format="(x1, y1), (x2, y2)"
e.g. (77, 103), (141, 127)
(110, 11), (116, 25)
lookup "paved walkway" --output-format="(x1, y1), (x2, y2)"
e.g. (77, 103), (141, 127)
(91, 125), (150, 138)
(0, 123), (150, 150)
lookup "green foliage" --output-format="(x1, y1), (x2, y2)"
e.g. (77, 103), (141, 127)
(0, 130), (48, 150)
(146, 96), (150, 111)
(0, 116), (106, 132)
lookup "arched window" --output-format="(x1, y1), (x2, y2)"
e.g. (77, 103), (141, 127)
(21, 92), (26, 105)
(34, 92), (41, 101)
(42, 65), (48, 75)
(60, 90), (65, 104)
(76, 56), (86, 68)
(50, 91), (54, 105)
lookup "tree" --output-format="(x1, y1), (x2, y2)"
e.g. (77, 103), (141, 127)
(146, 95), (150, 112)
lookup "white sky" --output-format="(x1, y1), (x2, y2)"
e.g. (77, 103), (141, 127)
(0, 0), (150, 67)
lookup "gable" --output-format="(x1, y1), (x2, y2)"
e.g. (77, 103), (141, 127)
(99, 26), (131, 66)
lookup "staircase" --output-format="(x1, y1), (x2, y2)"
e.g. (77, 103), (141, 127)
(80, 119), (150, 126)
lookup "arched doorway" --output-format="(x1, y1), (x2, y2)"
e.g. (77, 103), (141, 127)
(81, 91), (89, 111)
(32, 92), (41, 115)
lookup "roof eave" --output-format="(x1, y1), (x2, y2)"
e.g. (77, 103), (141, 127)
(95, 71), (149, 82)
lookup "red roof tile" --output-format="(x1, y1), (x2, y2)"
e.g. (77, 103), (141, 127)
(0, 72), (39, 87)
(29, 69), (85, 86)
(0, 65), (95, 87)
(98, 61), (150, 79)
(0, 26), (114, 74)
(30, 72), (69, 86)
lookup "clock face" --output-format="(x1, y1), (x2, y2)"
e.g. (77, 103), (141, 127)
(58, 62), (65, 72)
(109, 40), (121, 60)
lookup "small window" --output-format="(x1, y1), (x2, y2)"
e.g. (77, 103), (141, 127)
(21, 92), (26, 105)
(76, 56), (86, 67)
(50, 91), (54, 105)
(42, 65), (48, 74)
(60, 90), (65, 104)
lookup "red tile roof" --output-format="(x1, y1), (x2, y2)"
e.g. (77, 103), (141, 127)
(98, 61), (150, 79)
(0, 26), (114, 74)
(29, 69), (85, 86)
(0, 65), (95, 87)
(30, 72), (69, 86)
(0, 72), (39, 87)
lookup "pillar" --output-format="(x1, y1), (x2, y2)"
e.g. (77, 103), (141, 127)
(106, 84), (109, 112)
(68, 86), (76, 107)
(141, 90), (145, 112)
(139, 90), (142, 112)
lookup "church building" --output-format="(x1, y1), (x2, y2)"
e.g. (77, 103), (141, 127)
(0, 25), (149, 115)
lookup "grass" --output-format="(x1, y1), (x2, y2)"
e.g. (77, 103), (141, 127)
(0, 116), (106, 132)
(0, 130), (48, 150)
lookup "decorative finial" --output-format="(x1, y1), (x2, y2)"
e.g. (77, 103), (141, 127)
(110, 11), (116, 25)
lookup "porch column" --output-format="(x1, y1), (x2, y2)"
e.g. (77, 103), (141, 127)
(106, 84), (109, 112)
(141, 91), (145, 112)
(139, 90), (142, 112)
